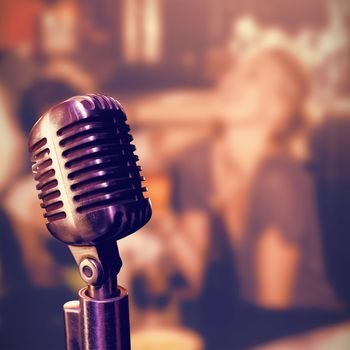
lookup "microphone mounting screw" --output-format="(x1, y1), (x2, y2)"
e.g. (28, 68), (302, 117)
(79, 258), (103, 285)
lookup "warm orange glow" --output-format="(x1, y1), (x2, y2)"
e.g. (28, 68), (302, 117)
(0, 1), (349, 349)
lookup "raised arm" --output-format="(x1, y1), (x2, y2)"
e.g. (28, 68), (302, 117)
(253, 163), (310, 308)
(256, 226), (300, 308)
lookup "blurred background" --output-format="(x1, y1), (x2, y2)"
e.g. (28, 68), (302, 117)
(0, 0), (350, 349)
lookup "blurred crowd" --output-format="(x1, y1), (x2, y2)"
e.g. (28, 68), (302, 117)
(0, 0), (350, 349)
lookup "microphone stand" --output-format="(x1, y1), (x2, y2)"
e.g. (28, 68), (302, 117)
(63, 242), (131, 350)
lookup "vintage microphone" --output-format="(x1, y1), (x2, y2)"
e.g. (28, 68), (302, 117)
(28, 94), (152, 350)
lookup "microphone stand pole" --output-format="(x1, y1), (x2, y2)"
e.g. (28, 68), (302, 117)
(63, 242), (131, 350)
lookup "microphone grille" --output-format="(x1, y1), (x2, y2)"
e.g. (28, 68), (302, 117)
(30, 137), (66, 222)
(29, 94), (152, 245)
(57, 96), (147, 214)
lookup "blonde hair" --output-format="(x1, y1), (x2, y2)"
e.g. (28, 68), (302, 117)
(264, 48), (309, 136)
(219, 45), (312, 158)
(250, 47), (311, 158)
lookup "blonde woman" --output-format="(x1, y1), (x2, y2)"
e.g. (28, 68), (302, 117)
(169, 48), (346, 349)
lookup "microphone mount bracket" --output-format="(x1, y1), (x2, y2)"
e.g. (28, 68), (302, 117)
(64, 243), (131, 350)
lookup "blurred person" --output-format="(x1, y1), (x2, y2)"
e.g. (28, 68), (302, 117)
(34, 0), (96, 93)
(115, 130), (206, 348)
(168, 47), (349, 349)
(118, 135), (187, 329)
(0, 86), (25, 195)
(0, 78), (81, 350)
(0, 84), (26, 302)
(39, 0), (79, 60)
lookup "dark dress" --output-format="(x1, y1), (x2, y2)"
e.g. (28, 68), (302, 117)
(172, 140), (349, 350)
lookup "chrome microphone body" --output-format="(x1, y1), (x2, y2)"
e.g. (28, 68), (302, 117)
(28, 94), (152, 350)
